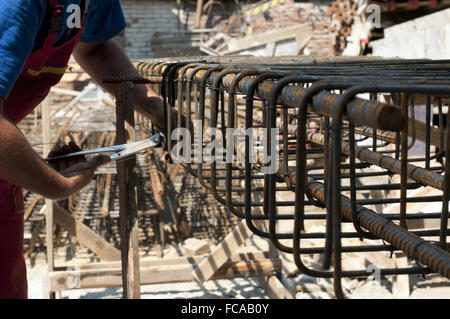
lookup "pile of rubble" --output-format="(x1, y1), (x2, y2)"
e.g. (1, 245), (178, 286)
(328, 0), (357, 54)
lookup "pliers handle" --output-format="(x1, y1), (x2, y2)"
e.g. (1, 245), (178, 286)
(44, 133), (166, 162)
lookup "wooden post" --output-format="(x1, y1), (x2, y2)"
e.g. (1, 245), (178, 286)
(116, 81), (141, 299)
(42, 98), (56, 299)
(195, 0), (204, 29)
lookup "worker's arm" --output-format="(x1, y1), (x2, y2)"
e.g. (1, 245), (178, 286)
(0, 98), (109, 199)
(73, 40), (169, 132)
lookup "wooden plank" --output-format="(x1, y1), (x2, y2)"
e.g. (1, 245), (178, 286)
(254, 217), (293, 299)
(296, 34), (312, 55)
(279, 275), (298, 297)
(195, 0), (204, 29)
(296, 283), (335, 294)
(116, 81), (141, 299)
(409, 119), (442, 148)
(212, 259), (280, 280)
(48, 258), (280, 292)
(53, 203), (121, 261)
(62, 251), (271, 271)
(392, 253), (411, 298)
(257, 276), (295, 299)
(382, 186), (448, 230)
(252, 178), (294, 299)
(265, 42), (276, 57)
(50, 87), (80, 96)
(192, 220), (259, 282)
(224, 24), (312, 54)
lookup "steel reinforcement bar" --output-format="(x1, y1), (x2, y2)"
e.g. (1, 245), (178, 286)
(135, 56), (450, 298)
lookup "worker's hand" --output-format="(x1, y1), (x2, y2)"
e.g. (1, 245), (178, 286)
(58, 155), (111, 178)
(151, 106), (188, 136)
(168, 108), (194, 139)
(147, 100), (194, 164)
(55, 155), (110, 198)
(47, 142), (87, 172)
(47, 142), (110, 193)
(144, 96), (193, 138)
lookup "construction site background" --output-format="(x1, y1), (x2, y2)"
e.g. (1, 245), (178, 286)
(22, 0), (450, 299)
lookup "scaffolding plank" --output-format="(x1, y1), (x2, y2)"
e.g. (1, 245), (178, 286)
(53, 203), (121, 261)
(48, 258), (280, 292)
(67, 251), (271, 271)
(192, 220), (261, 282)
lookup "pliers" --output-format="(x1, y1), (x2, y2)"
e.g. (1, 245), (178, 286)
(45, 132), (166, 163)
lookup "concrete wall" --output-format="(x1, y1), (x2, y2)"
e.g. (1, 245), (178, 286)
(371, 8), (450, 59)
(370, 9), (450, 156)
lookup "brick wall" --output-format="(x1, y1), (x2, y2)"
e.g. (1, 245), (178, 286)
(119, 0), (236, 59)
(118, 0), (332, 59)
(119, 0), (181, 59)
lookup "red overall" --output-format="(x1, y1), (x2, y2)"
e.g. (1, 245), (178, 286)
(0, 0), (88, 299)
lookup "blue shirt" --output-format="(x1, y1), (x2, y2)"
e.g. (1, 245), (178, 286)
(0, 0), (127, 99)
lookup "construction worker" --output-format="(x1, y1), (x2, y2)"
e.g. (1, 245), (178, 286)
(0, 0), (168, 299)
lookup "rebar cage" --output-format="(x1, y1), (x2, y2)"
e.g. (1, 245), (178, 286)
(135, 56), (450, 298)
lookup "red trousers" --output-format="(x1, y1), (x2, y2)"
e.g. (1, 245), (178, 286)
(0, 0), (87, 299)
(0, 182), (28, 299)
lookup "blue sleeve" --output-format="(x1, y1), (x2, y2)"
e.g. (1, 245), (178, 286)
(0, 0), (46, 99)
(80, 0), (127, 44)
